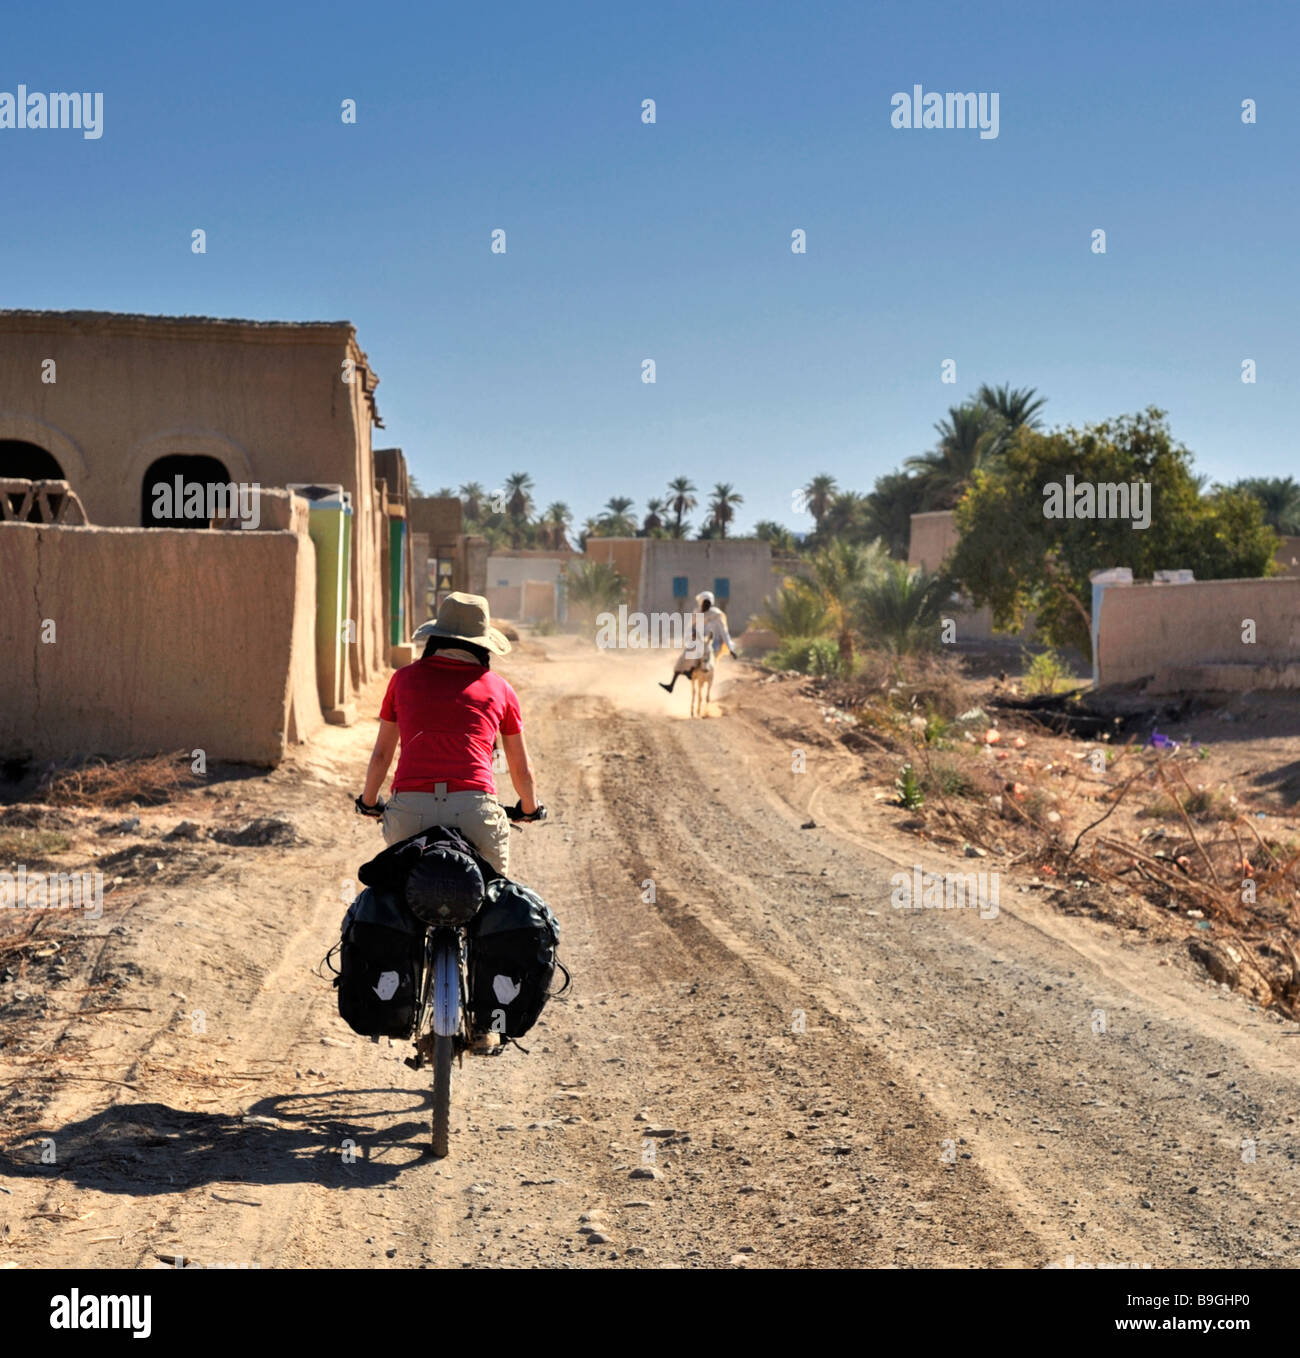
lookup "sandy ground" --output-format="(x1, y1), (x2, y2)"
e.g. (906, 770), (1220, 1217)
(2, 634), (1299, 1269)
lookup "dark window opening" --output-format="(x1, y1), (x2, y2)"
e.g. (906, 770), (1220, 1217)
(142, 454), (232, 528)
(0, 440), (65, 517)
(0, 440), (64, 479)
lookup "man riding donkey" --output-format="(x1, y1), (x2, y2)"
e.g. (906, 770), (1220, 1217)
(659, 590), (740, 712)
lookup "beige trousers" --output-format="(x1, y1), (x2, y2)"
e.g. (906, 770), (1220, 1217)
(382, 786), (511, 875)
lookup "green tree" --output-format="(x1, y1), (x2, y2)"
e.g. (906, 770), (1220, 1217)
(757, 577), (831, 639)
(1228, 476), (1300, 535)
(504, 472), (534, 549)
(948, 408), (1280, 654)
(599, 496), (637, 536)
(863, 471), (928, 559)
(641, 497), (668, 537)
(820, 490), (870, 543)
(978, 382), (1047, 434)
(907, 402), (1004, 509)
(753, 519), (797, 553)
(458, 481), (486, 522)
(541, 501), (572, 549)
(803, 539), (888, 669)
(564, 558), (628, 628)
(854, 561), (948, 656)
(667, 476), (696, 539)
(708, 483), (744, 538)
(802, 474), (837, 531)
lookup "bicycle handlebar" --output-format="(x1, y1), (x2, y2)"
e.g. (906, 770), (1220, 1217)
(354, 793), (547, 826)
(505, 801), (548, 824)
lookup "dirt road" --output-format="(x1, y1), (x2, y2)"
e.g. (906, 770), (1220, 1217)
(3, 636), (1298, 1268)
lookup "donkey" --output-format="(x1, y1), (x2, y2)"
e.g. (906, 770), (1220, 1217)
(690, 644), (715, 718)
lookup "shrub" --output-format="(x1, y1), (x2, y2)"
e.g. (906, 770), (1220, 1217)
(757, 579), (830, 639)
(1022, 645), (1070, 696)
(767, 636), (844, 677)
(895, 763), (925, 809)
(854, 561), (948, 656)
(923, 711), (951, 745)
(922, 758), (974, 798)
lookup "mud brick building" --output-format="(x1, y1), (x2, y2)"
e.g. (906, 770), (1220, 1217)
(0, 309), (415, 764)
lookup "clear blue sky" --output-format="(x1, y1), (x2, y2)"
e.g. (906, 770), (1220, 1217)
(3, 0), (1296, 534)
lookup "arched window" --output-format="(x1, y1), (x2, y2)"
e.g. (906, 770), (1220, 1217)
(0, 439), (65, 480)
(0, 440), (65, 518)
(141, 454), (232, 528)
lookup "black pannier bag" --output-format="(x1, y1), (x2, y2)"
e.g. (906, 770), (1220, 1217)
(467, 879), (566, 1040)
(359, 824), (489, 926)
(333, 886), (424, 1039)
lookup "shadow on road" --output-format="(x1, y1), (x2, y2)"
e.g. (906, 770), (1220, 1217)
(1250, 759), (1300, 805)
(0, 1089), (434, 1193)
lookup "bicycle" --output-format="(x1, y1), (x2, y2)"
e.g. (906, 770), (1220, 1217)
(359, 798), (547, 1158)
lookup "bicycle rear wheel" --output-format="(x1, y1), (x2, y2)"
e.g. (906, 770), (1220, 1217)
(431, 1034), (454, 1157)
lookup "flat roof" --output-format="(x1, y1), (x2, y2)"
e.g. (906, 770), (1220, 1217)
(0, 308), (382, 416)
(0, 308), (353, 331)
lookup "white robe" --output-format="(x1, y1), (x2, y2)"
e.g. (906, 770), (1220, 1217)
(672, 607), (734, 674)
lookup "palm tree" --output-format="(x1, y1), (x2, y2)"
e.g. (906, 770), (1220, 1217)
(978, 383), (1046, 434)
(435, 486), (455, 497)
(906, 402), (1004, 509)
(863, 471), (928, 559)
(821, 490), (870, 542)
(504, 472), (533, 548)
(805, 539), (888, 669)
(641, 497), (667, 537)
(564, 559), (627, 626)
(708, 483), (744, 538)
(459, 481), (486, 522)
(1229, 476), (1300, 535)
(753, 519), (796, 554)
(541, 501), (572, 550)
(599, 496), (637, 537)
(577, 516), (602, 551)
(758, 578), (830, 639)
(802, 473), (838, 530)
(667, 476), (696, 539)
(854, 560), (948, 656)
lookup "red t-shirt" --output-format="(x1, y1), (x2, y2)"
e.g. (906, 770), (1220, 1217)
(379, 656), (523, 795)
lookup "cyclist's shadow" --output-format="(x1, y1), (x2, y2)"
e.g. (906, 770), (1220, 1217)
(0, 1088), (434, 1194)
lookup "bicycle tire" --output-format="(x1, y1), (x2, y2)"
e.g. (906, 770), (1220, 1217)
(431, 1033), (454, 1157)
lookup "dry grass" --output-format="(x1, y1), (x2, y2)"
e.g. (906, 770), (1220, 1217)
(827, 659), (1300, 1016)
(0, 828), (71, 861)
(1137, 785), (1236, 823)
(36, 752), (197, 808)
(823, 650), (972, 728)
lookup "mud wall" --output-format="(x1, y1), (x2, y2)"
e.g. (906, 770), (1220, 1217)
(0, 311), (388, 711)
(907, 511), (961, 572)
(0, 522), (322, 765)
(1097, 577), (1300, 688)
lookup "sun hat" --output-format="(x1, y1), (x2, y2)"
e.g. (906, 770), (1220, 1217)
(412, 591), (511, 655)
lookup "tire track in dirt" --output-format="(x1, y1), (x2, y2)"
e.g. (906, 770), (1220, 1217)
(683, 666), (1300, 1266)
(5, 640), (1297, 1269)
